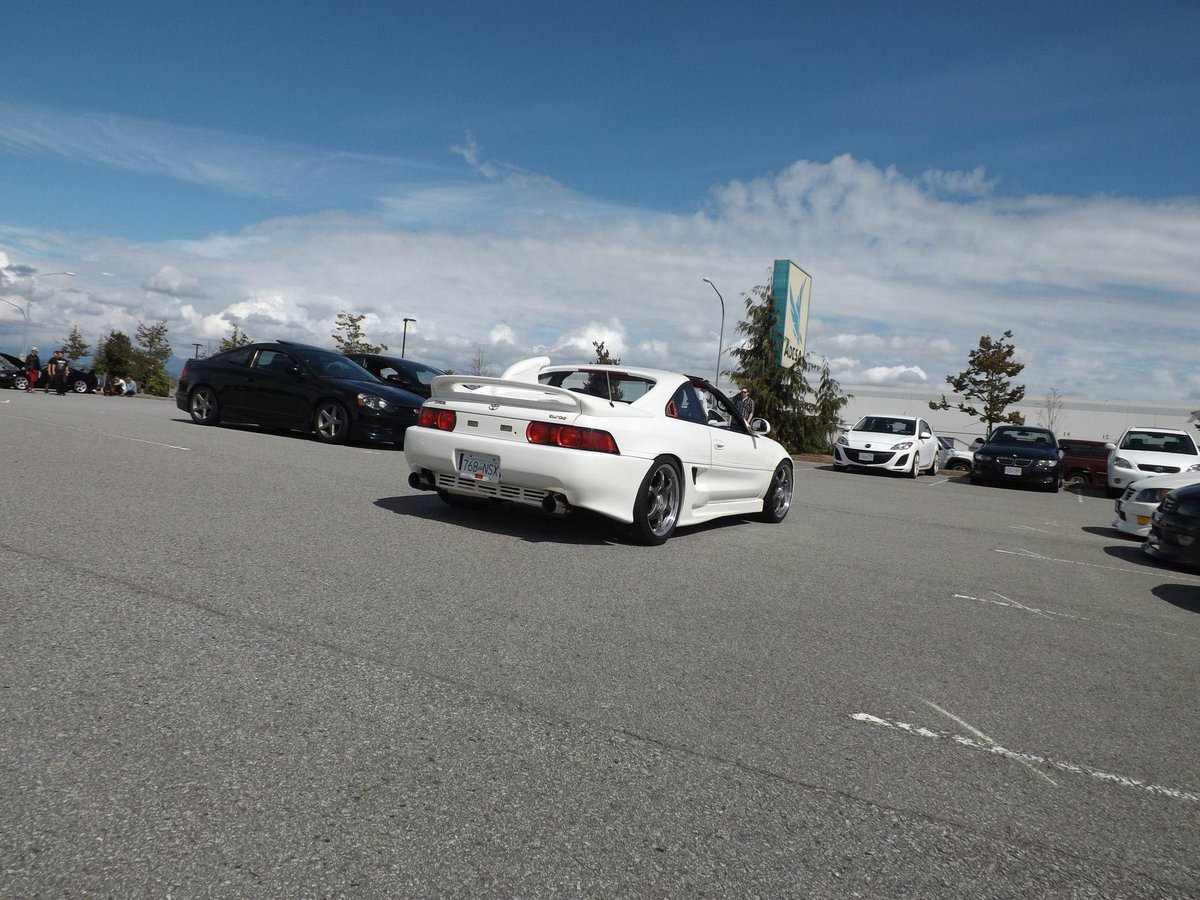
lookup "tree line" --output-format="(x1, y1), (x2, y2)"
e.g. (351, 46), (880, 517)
(59, 321), (174, 396)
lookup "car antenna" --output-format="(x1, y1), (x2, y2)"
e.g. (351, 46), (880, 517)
(606, 368), (614, 406)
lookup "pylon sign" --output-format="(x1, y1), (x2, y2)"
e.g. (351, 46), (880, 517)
(771, 260), (811, 368)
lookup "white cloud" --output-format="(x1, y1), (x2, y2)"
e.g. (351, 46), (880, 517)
(5, 152), (1199, 404)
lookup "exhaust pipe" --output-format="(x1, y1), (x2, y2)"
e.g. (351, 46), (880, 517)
(541, 493), (570, 515)
(408, 470), (435, 491)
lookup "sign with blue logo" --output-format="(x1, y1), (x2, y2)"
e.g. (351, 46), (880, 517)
(771, 260), (811, 368)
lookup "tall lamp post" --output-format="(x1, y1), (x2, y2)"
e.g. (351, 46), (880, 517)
(401, 317), (416, 358)
(1, 271), (74, 359)
(702, 278), (725, 389)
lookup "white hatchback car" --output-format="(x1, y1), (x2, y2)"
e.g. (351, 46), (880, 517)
(1106, 427), (1200, 494)
(1112, 471), (1200, 538)
(833, 414), (940, 477)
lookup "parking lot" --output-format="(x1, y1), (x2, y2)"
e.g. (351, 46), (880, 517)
(3, 393), (1198, 897)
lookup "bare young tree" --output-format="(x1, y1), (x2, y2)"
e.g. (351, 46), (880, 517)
(468, 344), (495, 376)
(1038, 387), (1066, 433)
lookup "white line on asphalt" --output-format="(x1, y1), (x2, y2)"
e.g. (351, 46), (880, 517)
(996, 547), (1200, 582)
(951, 592), (1199, 641)
(851, 712), (1200, 803)
(923, 700), (1057, 785)
(1007, 524), (1054, 533)
(0, 413), (191, 450)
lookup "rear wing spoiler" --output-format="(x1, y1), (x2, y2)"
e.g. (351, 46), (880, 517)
(428, 374), (655, 419)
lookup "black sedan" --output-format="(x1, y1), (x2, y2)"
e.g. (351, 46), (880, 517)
(342, 352), (445, 399)
(1144, 482), (1200, 569)
(0, 352), (98, 393)
(970, 425), (1063, 492)
(175, 340), (423, 445)
(0, 352), (23, 389)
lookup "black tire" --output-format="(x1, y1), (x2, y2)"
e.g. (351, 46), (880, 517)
(760, 461), (794, 523)
(71, 378), (89, 394)
(949, 460), (970, 472)
(630, 457), (682, 545)
(925, 453), (939, 476)
(1066, 472), (1089, 488)
(13, 374), (29, 391)
(907, 454), (919, 478)
(314, 400), (349, 444)
(189, 387), (221, 425)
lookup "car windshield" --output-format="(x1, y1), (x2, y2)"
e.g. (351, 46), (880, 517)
(405, 361), (444, 386)
(1119, 430), (1199, 455)
(990, 427), (1055, 447)
(853, 416), (915, 436)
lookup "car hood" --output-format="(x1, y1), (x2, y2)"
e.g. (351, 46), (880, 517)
(1115, 449), (1200, 472)
(336, 378), (424, 406)
(843, 429), (920, 447)
(1128, 472), (1200, 493)
(1, 352), (24, 368)
(978, 441), (1059, 461)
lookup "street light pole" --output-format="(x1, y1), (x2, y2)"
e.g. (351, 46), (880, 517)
(20, 271), (75, 359)
(0, 297), (29, 358)
(401, 317), (416, 358)
(702, 278), (725, 390)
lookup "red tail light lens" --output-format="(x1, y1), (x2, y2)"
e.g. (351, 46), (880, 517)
(525, 422), (618, 454)
(418, 407), (457, 431)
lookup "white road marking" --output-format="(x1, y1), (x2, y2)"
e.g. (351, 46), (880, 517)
(950, 592), (1199, 641)
(995, 546), (1200, 582)
(923, 699), (1056, 785)
(0, 413), (191, 450)
(851, 712), (1199, 803)
(1007, 524), (1054, 534)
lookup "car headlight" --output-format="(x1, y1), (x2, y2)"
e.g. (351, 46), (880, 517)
(889, 441), (914, 451)
(1112, 456), (1134, 470)
(1175, 499), (1200, 517)
(357, 393), (390, 411)
(1134, 487), (1174, 503)
(1034, 459), (1058, 468)
(837, 435), (848, 446)
(1188, 463), (1200, 472)
(975, 452), (993, 462)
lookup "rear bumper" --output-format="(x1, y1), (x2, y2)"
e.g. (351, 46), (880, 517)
(404, 425), (653, 523)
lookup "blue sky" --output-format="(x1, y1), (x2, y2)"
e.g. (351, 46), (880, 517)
(2, 1), (1198, 406)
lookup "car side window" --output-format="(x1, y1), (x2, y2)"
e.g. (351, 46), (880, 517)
(666, 384), (707, 424)
(707, 391), (750, 434)
(224, 347), (253, 367)
(253, 349), (294, 372)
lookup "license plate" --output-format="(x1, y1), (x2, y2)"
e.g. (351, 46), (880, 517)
(459, 451), (500, 482)
(860, 452), (875, 461)
(1004, 466), (1021, 476)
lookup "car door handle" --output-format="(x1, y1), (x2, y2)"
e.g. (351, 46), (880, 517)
(714, 440), (726, 450)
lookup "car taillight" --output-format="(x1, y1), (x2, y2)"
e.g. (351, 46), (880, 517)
(526, 421), (618, 454)
(418, 407), (457, 431)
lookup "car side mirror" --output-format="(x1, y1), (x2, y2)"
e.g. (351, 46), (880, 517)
(751, 418), (771, 436)
(920, 431), (932, 439)
(1104, 442), (1116, 450)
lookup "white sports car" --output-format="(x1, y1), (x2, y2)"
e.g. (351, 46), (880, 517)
(404, 357), (795, 544)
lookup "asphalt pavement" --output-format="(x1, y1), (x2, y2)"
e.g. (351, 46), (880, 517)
(2, 391), (1198, 897)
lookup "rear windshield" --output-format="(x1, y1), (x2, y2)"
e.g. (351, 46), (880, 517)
(539, 369), (655, 403)
(853, 416), (915, 436)
(1119, 431), (1199, 455)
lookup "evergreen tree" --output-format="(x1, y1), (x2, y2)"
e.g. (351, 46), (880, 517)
(591, 340), (620, 365)
(60, 325), (90, 361)
(94, 330), (135, 381)
(219, 325), (253, 350)
(132, 320), (173, 396)
(726, 282), (812, 452)
(929, 330), (1026, 432)
(332, 311), (387, 354)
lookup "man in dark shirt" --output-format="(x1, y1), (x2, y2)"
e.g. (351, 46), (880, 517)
(47, 350), (70, 396)
(24, 347), (40, 392)
(733, 387), (755, 423)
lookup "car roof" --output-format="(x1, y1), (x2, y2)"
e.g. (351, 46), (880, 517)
(1123, 426), (1190, 435)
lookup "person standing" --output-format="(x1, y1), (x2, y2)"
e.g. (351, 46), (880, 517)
(24, 347), (40, 393)
(47, 350), (70, 396)
(733, 386), (755, 423)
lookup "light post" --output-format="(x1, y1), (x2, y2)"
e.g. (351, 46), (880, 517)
(4, 271), (75, 359)
(401, 317), (416, 358)
(702, 278), (725, 390)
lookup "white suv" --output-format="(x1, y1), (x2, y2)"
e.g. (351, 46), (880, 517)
(1106, 426), (1200, 493)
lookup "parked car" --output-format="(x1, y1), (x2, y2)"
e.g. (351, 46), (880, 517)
(1058, 438), (1111, 487)
(1106, 427), (1200, 495)
(342, 353), (445, 399)
(970, 425), (1062, 491)
(3, 353), (99, 393)
(175, 341), (424, 445)
(833, 414), (940, 477)
(1113, 471), (1200, 538)
(1144, 482), (1200, 569)
(937, 436), (974, 472)
(404, 357), (794, 545)
(0, 352), (23, 389)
